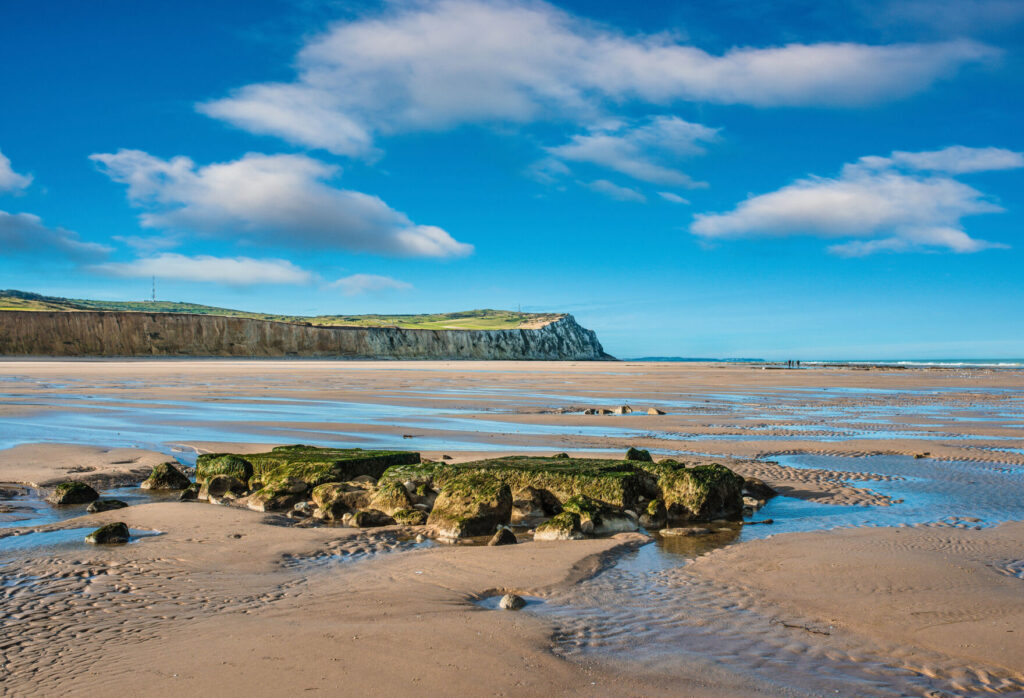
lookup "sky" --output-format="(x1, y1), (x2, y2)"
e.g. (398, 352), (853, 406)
(1, 0), (1022, 359)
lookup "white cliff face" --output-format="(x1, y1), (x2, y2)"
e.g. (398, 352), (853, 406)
(0, 312), (613, 360)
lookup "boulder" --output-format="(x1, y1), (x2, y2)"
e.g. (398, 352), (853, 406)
(427, 474), (512, 539)
(352, 509), (396, 528)
(179, 483), (200, 501)
(594, 509), (638, 534)
(625, 447), (653, 462)
(393, 508), (429, 526)
(742, 477), (778, 501)
(141, 462), (191, 490)
(367, 479), (414, 516)
(499, 593), (526, 610)
(201, 474), (248, 500)
(195, 454), (253, 486)
(647, 407), (666, 415)
(47, 481), (99, 506)
(639, 499), (667, 530)
(651, 463), (744, 523)
(488, 528), (518, 546)
(87, 499), (128, 514)
(311, 482), (372, 520)
(534, 512), (583, 541)
(85, 522), (130, 544)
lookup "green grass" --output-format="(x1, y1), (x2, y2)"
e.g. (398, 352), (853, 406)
(0, 290), (560, 330)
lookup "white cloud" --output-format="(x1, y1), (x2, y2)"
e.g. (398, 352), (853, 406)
(90, 149), (472, 258)
(547, 116), (717, 187)
(585, 179), (646, 203)
(691, 146), (1021, 255)
(658, 192), (690, 204)
(0, 150), (32, 192)
(92, 253), (314, 285)
(329, 273), (413, 296)
(855, 145), (1024, 174)
(199, 0), (996, 155)
(0, 210), (110, 260)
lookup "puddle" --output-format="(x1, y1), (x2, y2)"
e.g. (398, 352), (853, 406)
(0, 527), (162, 554)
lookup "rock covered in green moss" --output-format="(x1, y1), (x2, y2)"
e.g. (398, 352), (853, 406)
(427, 473), (512, 539)
(625, 447), (653, 462)
(392, 508), (428, 526)
(195, 454), (253, 485)
(352, 509), (396, 528)
(87, 499), (128, 513)
(385, 456), (646, 510)
(310, 482), (372, 520)
(141, 462), (191, 490)
(47, 481), (99, 506)
(246, 445), (419, 486)
(652, 463), (744, 522)
(201, 474), (247, 501)
(561, 494), (638, 534)
(86, 522), (130, 544)
(367, 479), (413, 515)
(533, 512), (583, 541)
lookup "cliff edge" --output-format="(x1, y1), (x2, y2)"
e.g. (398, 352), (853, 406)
(0, 311), (614, 360)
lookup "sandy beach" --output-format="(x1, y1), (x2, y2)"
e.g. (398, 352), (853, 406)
(2, 360), (1024, 696)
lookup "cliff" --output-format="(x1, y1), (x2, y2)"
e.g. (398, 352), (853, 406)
(0, 311), (614, 360)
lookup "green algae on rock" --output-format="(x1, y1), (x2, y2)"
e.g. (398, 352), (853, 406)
(367, 479), (414, 516)
(141, 462), (191, 490)
(86, 521), (130, 544)
(195, 454), (253, 485)
(651, 463), (744, 522)
(392, 508), (429, 526)
(47, 481), (99, 506)
(534, 511), (584, 541)
(427, 472), (512, 539)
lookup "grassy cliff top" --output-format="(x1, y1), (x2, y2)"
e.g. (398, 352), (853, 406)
(0, 290), (563, 330)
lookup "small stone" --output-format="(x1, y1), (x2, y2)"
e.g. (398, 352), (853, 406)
(613, 405), (633, 415)
(625, 447), (653, 462)
(647, 407), (666, 415)
(552, 452), (570, 459)
(499, 593), (526, 610)
(441, 455), (453, 460)
(86, 522), (130, 545)
(415, 534), (426, 543)
(488, 528), (518, 546)
(87, 499), (128, 514)
(140, 462), (191, 490)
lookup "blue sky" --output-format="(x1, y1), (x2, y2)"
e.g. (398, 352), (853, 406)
(1, 0), (1022, 359)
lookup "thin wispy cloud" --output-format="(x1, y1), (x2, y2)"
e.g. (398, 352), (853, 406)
(90, 149), (472, 258)
(691, 146), (1022, 255)
(585, 179), (646, 203)
(658, 192), (690, 204)
(198, 0), (997, 156)
(93, 253), (314, 285)
(329, 273), (413, 296)
(547, 117), (718, 187)
(0, 150), (32, 192)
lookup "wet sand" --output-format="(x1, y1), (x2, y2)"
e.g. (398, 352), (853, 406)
(2, 360), (1024, 695)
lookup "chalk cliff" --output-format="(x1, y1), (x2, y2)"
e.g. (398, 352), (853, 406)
(0, 311), (613, 360)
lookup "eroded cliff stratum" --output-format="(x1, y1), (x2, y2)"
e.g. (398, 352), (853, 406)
(0, 310), (613, 360)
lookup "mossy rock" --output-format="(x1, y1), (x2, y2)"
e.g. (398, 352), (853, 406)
(86, 522), (130, 544)
(311, 482), (371, 520)
(353, 509), (396, 528)
(141, 462), (191, 490)
(625, 447), (653, 462)
(655, 463), (744, 522)
(195, 454), (253, 485)
(87, 499), (128, 514)
(393, 508), (428, 526)
(639, 499), (667, 530)
(385, 456), (645, 510)
(561, 494), (604, 526)
(200, 474), (247, 500)
(367, 480), (413, 516)
(245, 446), (420, 486)
(47, 481), (99, 506)
(534, 512), (583, 541)
(427, 473), (512, 539)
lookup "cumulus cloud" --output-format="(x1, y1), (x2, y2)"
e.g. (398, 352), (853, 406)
(198, 0), (996, 155)
(92, 253), (314, 285)
(547, 117), (717, 187)
(90, 149), (472, 258)
(0, 210), (110, 260)
(329, 273), (413, 296)
(0, 150), (32, 192)
(691, 146), (1022, 255)
(585, 179), (646, 203)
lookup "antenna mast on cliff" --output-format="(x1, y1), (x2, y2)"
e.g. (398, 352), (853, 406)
(151, 276), (156, 302)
